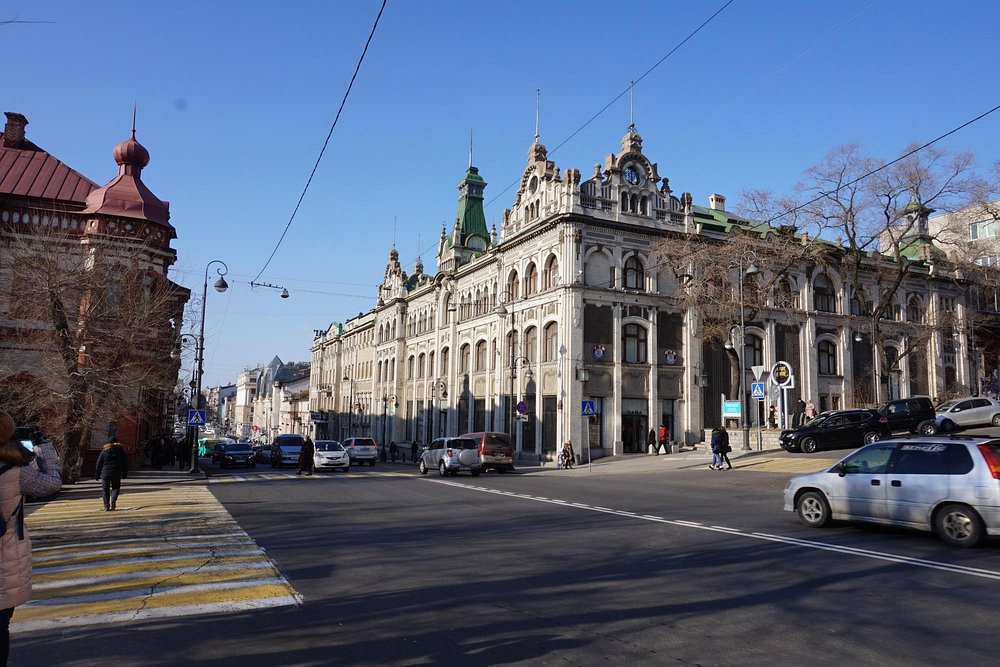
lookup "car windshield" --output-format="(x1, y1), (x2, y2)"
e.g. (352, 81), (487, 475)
(451, 439), (478, 450)
(225, 444), (252, 452)
(316, 441), (343, 451)
(802, 414), (827, 428)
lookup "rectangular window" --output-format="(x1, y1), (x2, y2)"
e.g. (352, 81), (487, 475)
(970, 220), (996, 240)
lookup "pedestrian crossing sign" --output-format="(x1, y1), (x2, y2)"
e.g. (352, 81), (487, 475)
(581, 400), (596, 416)
(751, 382), (766, 399)
(187, 409), (206, 426)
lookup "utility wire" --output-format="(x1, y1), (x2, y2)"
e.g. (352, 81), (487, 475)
(252, 0), (388, 284)
(483, 0), (736, 211)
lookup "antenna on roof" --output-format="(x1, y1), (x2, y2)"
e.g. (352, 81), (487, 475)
(131, 103), (137, 138)
(534, 87), (541, 143)
(628, 81), (635, 132)
(393, 215), (397, 248)
(468, 129), (473, 168)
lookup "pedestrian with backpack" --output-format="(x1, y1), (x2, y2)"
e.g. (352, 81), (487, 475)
(0, 411), (62, 665)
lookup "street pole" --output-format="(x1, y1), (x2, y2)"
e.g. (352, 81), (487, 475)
(189, 260), (228, 474)
(737, 255), (757, 452)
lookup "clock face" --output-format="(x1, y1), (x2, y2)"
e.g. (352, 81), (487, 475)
(622, 164), (641, 185)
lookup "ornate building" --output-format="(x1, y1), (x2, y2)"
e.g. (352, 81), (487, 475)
(0, 111), (189, 474)
(309, 124), (991, 459)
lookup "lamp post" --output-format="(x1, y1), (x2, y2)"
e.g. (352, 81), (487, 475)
(854, 318), (879, 406)
(725, 254), (758, 451)
(381, 393), (398, 448)
(189, 260), (229, 473)
(432, 380), (447, 438)
(495, 291), (533, 452)
(343, 372), (355, 440)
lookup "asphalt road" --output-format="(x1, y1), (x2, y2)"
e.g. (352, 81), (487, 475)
(15, 440), (999, 667)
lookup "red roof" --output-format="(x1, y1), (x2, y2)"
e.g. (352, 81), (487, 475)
(0, 140), (97, 203)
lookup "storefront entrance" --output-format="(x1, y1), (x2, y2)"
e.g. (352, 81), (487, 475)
(622, 399), (648, 454)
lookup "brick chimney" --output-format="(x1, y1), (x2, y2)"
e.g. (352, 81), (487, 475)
(3, 112), (28, 148)
(709, 193), (726, 211)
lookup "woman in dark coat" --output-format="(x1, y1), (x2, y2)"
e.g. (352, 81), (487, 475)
(94, 438), (128, 510)
(297, 437), (315, 476)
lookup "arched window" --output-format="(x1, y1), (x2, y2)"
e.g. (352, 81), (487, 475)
(427, 352), (434, 379)
(543, 322), (559, 362)
(525, 263), (538, 296)
(490, 339), (497, 370)
(417, 353), (425, 379)
(508, 271), (520, 299)
(907, 296), (924, 323)
(776, 277), (799, 309)
(475, 340), (487, 371)
(624, 256), (644, 290)
(459, 344), (471, 374)
(407, 355), (415, 379)
(524, 326), (538, 364)
(818, 340), (837, 375)
(640, 195), (648, 215)
(544, 255), (559, 289)
(623, 323), (648, 363)
(440, 347), (449, 376)
(814, 275), (836, 313)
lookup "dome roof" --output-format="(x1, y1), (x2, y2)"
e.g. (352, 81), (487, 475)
(113, 130), (150, 170)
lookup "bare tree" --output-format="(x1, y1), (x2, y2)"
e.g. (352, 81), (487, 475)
(0, 221), (186, 482)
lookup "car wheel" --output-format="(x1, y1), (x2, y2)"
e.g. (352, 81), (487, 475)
(438, 460), (448, 477)
(419, 460), (428, 475)
(917, 420), (937, 435)
(940, 419), (957, 432)
(800, 437), (819, 454)
(797, 491), (830, 528)
(992, 414), (1000, 427)
(935, 503), (984, 548)
(862, 431), (881, 445)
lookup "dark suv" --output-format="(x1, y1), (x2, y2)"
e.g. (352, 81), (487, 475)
(780, 409), (890, 453)
(878, 396), (936, 435)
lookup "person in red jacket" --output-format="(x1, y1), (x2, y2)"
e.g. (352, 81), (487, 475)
(657, 423), (668, 455)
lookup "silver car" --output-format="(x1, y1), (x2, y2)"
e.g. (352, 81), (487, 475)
(419, 437), (482, 477)
(784, 435), (1000, 547)
(934, 397), (1000, 431)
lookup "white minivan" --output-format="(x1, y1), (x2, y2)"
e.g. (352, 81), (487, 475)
(784, 435), (1000, 547)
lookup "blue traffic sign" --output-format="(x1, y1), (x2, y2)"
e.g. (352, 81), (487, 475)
(581, 400), (596, 416)
(751, 382), (766, 399)
(516, 401), (528, 415)
(187, 409), (207, 426)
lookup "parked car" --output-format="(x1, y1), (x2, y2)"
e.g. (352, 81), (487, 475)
(342, 437), (378, 466)
(219, 442), (256, 469)
(784, 435), (1000, 547)
(935, 397), (1000, 432)
(270, 434), (305, 468)
(878, 396), (937, 434)
(460, 431), (515, 473)
(419, 437), (482, 476)
(203, 437), (235, 460)
(779, 409), (890, 453)
(251, 444), (270, 464)
(314, 440), (350, 472)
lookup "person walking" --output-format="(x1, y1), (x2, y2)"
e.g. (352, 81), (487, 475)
(709, 428), (723, 470)
(0, 412), (61, 665)
(805, 399), (817, 420)
(94, 437), (128, 510)
(793, 398), (806, 428)
(646, 428), (657, 455)
(658, 423), (668, 455)
(410, 442), (418, 464)
(718, 426), (733, 470)
(389, 440), (398, 463)
(297, 437), (315, 476)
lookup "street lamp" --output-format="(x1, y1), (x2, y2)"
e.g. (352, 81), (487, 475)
(189, 259), (229, 473)
(854, 319), (879, 405)
(725, 253), (758, 451)
(495, 291), (533, 451)
(381, 393), (398, 448)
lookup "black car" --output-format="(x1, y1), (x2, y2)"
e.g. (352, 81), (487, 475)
(218, 442), (256, 469)
(779, 409), (890, 453)
(878, 396), (936, 434)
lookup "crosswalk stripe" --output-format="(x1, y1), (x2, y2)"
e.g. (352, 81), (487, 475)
(14, 486), (300, 632)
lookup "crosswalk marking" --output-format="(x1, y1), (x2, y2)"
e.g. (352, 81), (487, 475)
(731, 457), (836, 473)
(208, 471), (365, 483)
(14, 486), (301, 632)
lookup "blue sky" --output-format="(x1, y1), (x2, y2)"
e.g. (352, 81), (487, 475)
(4, 1), (999, 387)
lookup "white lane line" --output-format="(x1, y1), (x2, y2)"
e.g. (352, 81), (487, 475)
(424, 478), (1000, 582)
(11, 595), (303, 633)
(33, 561), (276, 590)
(33, 547), (263, 574)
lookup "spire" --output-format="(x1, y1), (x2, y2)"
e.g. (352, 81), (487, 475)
(628, 80), (635, 133)
(534, 87), (540, 143)
(468, 129), (473, 169)
(131, 103), (137, 138)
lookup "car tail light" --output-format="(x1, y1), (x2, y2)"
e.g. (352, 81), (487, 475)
(977, 444), (1000, 480)
(446, 448), (454, 457)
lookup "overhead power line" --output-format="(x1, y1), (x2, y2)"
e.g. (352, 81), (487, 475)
(252, 0), (388, 284)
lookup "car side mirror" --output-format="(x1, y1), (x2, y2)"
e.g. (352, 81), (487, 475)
(837, 462), (847, 477)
